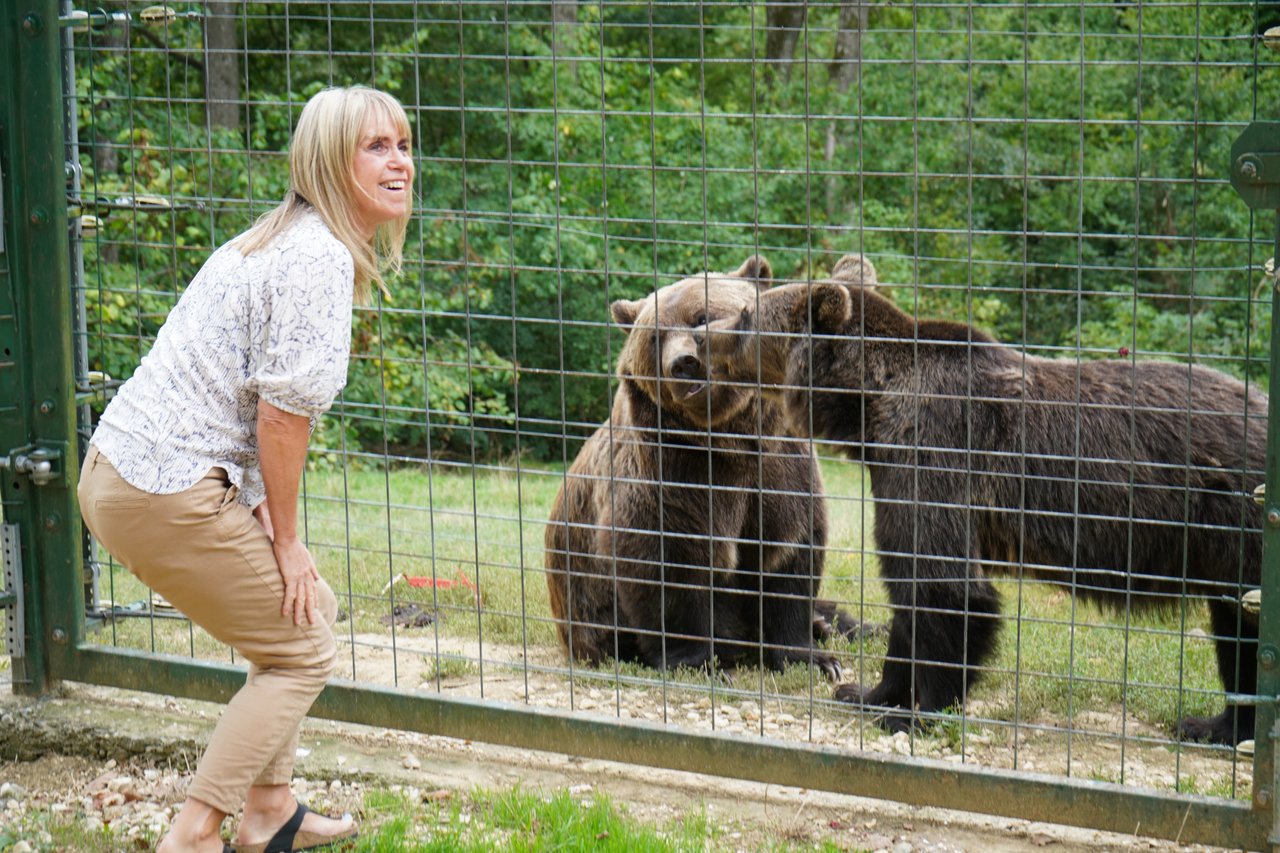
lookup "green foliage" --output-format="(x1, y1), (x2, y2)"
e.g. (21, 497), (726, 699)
(76, 2), (1277, 461)
(354, 787), (722, 852)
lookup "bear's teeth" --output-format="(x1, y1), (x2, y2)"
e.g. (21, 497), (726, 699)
(684, 382), (708, 398)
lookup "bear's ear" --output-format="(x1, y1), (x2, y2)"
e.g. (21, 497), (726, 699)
(732, 255), (772, 287)
(798, 284), (853, 334)
(829, 253), (877, 289)
(611, 298), (644, 328)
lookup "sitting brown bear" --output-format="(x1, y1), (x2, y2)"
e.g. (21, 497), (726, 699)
(545, 257), (863, 679)
(703, 254), (1265, 744)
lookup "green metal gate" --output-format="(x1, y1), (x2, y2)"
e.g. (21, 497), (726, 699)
(4, 1), (1280, 848)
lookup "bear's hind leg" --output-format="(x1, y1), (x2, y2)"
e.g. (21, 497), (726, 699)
(1176, 599), (1257, 745)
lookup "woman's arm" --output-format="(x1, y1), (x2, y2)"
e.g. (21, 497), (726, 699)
(257, 398), (319, 625)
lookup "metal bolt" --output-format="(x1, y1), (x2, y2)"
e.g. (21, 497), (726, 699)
(1266, 507), (1280, 526)
(22, 13), (42, 36)
(1240, 160), (1259, 181)
(1261, 647), (1279, 670)
(51, 628), (67, 645)
(29, 208), (48, 227)
(38, 398), (55, 415)
(43, 512), (61, 531)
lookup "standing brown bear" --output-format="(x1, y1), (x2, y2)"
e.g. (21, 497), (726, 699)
(545, 258), (861, 679)
(703, 254), (1265, 745)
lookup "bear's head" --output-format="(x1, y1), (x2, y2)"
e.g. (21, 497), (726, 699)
(701, 253), (877, 387)
(610, 256), (773, 428)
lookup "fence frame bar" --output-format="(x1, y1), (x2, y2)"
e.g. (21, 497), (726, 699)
(63, 644), (1270, 850)
(1, 0), (1276, 848)
(0, 0), (83, 696)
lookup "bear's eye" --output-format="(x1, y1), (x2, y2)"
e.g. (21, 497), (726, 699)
(692, 313), (707, 327)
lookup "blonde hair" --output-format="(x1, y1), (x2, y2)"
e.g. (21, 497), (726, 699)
(234, 86), (413, 301)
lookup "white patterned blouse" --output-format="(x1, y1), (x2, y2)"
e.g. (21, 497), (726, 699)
(91, 209), (355, 509)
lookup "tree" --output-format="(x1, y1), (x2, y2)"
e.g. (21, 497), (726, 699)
(204, 2), (240, 129)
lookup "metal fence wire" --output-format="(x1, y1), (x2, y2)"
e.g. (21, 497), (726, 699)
(15, 0), (1280, 847)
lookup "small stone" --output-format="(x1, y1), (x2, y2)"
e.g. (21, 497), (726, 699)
(402, 754), (421, 770)
(892, 842), (913, 853)
(10, 841), (33, 853)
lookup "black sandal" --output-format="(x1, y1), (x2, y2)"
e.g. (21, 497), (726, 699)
(233, 803), (358, 853)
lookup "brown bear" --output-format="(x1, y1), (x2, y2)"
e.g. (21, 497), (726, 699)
(702, 253), (1265, 745)
(544, 257), (862, 680)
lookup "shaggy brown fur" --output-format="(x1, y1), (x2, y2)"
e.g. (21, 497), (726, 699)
(703, 254), (1265, 745)
(544, 258), (862, 679)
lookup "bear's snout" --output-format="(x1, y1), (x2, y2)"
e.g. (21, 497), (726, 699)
(669, 353), (704, 381)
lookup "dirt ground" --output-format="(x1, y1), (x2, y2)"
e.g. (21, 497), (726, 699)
(0, 681), (1254, 853)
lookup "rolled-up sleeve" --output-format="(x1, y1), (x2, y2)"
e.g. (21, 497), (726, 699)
(248, 244), (355, 418)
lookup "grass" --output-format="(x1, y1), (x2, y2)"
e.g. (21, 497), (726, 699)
(0, 781), (872, 852)
(87, 453), (1224, 739)
(353, 787), (726, 852)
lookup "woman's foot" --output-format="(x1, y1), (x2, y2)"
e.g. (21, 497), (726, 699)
(157, 797), (229, 852)
(235, 796), (357, 851)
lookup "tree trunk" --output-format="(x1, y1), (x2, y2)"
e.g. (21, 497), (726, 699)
(765, 2), (806, 84)
(826, 3), (870, 225)
(551, 0), (578, 57)
(204, 2), (240, 130)
(829, 1), (868, 93)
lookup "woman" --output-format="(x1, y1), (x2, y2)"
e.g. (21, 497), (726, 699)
(78, 85), (414, 853)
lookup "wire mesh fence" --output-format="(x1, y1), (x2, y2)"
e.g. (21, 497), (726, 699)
(61, 0), (1280, 825)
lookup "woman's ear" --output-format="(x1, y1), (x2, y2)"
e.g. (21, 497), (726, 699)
(732, 255), (772, 287)
(611, 298), (644, 328)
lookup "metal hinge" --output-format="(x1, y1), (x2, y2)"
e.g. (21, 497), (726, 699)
(1, 524), (24, 658)
(1231, 122), (1280, 211)
(0, 446), (63, 486)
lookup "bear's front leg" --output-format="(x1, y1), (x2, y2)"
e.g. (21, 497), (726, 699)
(833, 499), (1003, 731)
(607, 520), (723, 673)
(756, 560), (845, 683)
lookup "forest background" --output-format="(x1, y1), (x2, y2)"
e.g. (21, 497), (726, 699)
(74, 1), (1280, 463)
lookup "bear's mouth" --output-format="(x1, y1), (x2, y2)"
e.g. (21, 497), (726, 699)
(683, 379), (710, 399)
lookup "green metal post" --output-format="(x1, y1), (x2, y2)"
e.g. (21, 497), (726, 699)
(1230, 117), (1280, 847)
(0, 0), (83, 694)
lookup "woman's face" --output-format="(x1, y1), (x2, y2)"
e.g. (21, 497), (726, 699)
(350, 116), (414, 239)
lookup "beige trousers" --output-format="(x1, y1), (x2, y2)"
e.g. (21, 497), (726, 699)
(77, 445), (339, 815)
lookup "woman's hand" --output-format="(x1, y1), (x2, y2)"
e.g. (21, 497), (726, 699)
(272, 535), (321, 625)
(256, 398), (317, 625)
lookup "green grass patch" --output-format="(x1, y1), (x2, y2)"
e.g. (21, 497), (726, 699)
(354, 787), (721, 852)
(86, 454), (1224, 736)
